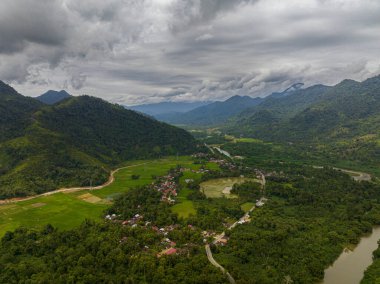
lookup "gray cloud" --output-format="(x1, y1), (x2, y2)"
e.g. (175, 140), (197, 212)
(0, 0), (69, 54)
(70, 73), (87, 90)
(0, 0), (379, 104)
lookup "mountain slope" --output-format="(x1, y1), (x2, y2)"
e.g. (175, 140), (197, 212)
(36, 90), (71, 105)
(229, 75), (380, 143)
(0, 81), (43, 142)
(161, 95), (263, 126)
(0, 82), (197, 199)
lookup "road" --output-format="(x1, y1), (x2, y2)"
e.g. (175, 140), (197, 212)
(0, 162), (150, 205)
(313, 166), (372, 182)
(205, 244), (236, 284)
(207, 170), (266, 282)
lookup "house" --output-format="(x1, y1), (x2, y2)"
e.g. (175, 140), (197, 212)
(157, 247), (177, 257)
(216, 238), (228, 246)
(165, 248), (177, 255)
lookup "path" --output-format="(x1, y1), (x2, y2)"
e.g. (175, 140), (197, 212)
(207, 170), (266, 282)
(205, 244), (236, 284)
(0, 162), (151, 205)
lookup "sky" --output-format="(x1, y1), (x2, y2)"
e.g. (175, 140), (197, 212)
(1, 0), (380, 105)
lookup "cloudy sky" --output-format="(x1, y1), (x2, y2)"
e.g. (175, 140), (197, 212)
(1, 0), (380, 105)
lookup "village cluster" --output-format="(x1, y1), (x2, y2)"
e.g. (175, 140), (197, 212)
(104, 151), (268, 258)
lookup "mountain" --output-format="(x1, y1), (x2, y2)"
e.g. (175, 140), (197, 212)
(229, 75), (380, 143)
(127, 101), (212, 116)
(268, 83), (305, 99)
(0, 81), (197, 199)
(0, 81), (43, 142)
(160, 95), (263, 126)
(36, 90), (72, 105)
(236, 84), (331, 123)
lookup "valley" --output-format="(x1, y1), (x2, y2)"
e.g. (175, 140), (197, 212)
(2, 76), (380, 283)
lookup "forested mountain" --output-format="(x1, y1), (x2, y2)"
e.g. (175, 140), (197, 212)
(36, 90), (72, 105)
(0, 81), (43, 142)
(229, 75), (380, 143)
(161, 95), (263, 126)
(0, 81), (197, 199)
(127, 101), (212, 116)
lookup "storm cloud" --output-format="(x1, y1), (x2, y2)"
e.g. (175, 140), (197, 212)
(0, 0), (379, 104)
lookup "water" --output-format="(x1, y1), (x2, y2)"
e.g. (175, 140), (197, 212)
(323, 226), (380, 284)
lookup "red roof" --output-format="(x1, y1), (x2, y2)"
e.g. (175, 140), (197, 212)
(165, 248), (177, 255)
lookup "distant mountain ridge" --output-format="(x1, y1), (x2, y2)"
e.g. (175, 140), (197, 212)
(0, 81), (197, 199)
(127, 101), (213, 116)
(36, 90), (72, 105)
(228, 74), (380, 143)
(159, 95), (263, 126)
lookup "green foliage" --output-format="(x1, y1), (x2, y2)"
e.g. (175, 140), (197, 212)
(0, 83), (197, 199)
(228, 75), (380, 146)
(213, 167), (380, 283)
(0, 222), (226, 284)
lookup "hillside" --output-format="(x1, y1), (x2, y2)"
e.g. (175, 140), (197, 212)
(36, 90), (72, 105)
(231, 75), (380, 143)
(0, 82), (197, 199)
(161, 95), (263, 126)
(224, 75), (380, 170)
(0, 81), (43, 142)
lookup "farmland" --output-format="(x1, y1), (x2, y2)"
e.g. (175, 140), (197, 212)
(0, 156), (219, 237)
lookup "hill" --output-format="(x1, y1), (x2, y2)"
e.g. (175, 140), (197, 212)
(160, 95), (263, 126)
(0, 81), (43, 142)
(36, 90), (72, 105)
(225, 75), (380, 169)
(0, 82), (197, 199)
(127, 101), (212, 116)
(231, 75), (380, 143)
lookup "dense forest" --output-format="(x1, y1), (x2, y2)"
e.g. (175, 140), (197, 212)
(0, 82), (197, 199)
(213, 167), (380, 283)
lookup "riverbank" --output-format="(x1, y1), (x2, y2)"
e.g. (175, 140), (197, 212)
(323, 227), (380, 284)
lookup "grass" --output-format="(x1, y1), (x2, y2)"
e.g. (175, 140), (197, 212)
(0, 156), (217, 237)
(200, 177), (253, 198)
(171, 162), (222, 219)
(171, 189), (196, 219)
(94, 157), (192, 199)
(171, 201), (196, 219)
(0, 193), (108, 236)
(241, 202), (255, 212)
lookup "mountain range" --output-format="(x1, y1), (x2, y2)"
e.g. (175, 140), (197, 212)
(127, 101), (212, 116)
(230, 75), (380, 143)
(158, 95), (263, 126)
(0, 81), (196, 199)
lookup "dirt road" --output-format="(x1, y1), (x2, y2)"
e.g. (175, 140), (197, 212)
(0, 162), (150, 205)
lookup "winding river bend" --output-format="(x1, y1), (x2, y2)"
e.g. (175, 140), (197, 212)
(323, 227), (380, 284)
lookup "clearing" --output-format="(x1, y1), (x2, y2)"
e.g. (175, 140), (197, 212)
(201, 177), (254, 198)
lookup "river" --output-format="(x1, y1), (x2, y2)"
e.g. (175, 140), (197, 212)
(323, 226), (380, 284)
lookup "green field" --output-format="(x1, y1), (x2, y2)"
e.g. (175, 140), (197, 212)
(0, 156), (217, 237)
(0, 193), (108, 236)
(171, 188), (197, 218)
(200, 177), (253, 198)
(241, 202), (255, 212)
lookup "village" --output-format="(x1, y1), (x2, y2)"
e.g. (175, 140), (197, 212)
(104, 152), (268, 260)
